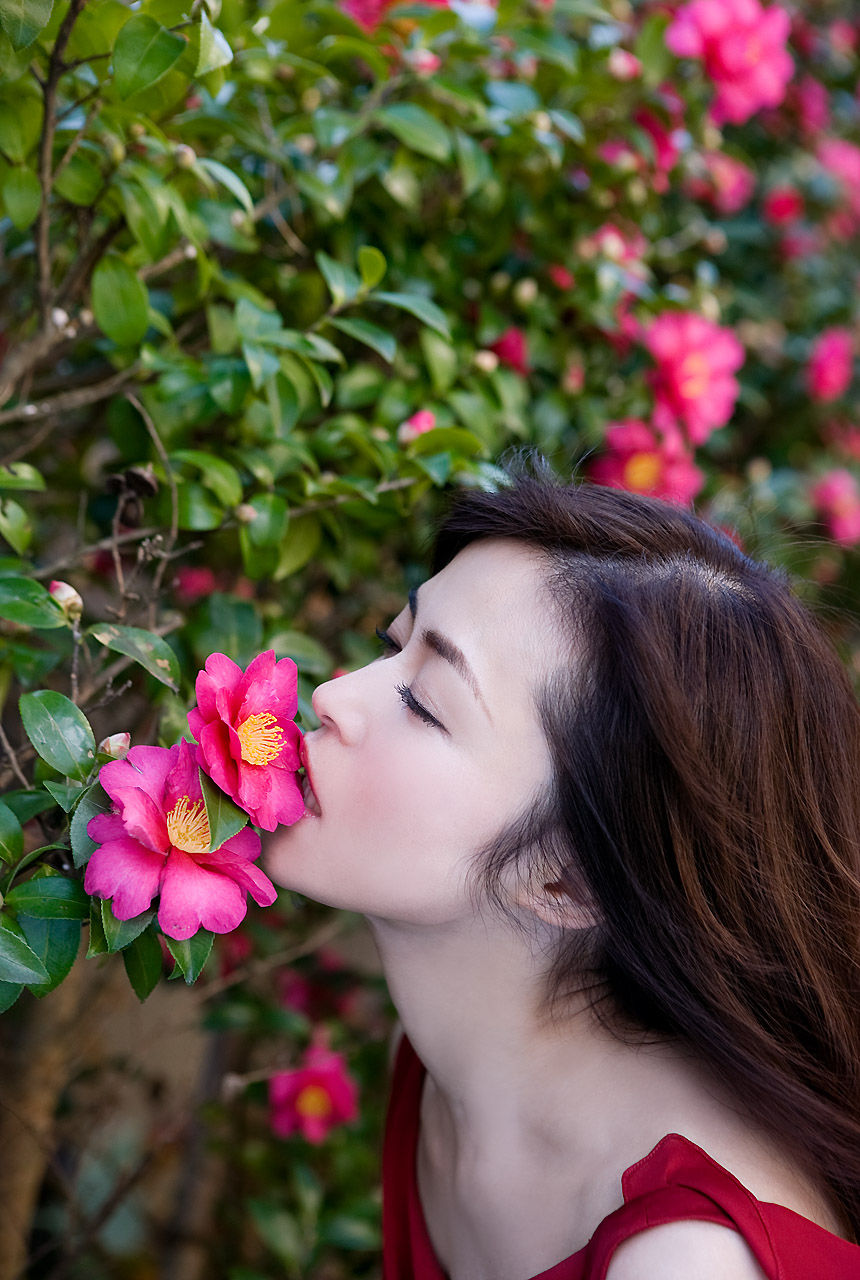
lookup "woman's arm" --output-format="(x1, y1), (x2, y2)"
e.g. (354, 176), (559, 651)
(606, 1220), (770, 1280)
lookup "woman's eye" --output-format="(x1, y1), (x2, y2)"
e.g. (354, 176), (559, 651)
(396, 682), (446, 732)
(375, 626), (401, 655)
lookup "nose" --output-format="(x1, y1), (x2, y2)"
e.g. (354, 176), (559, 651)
(311, 668), (370, 745)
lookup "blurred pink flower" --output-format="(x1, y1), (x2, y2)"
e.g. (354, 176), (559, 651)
(268, 1042), (359, 1144)
(85, 741), (275, 940)
(341, 0), (447, 31)
(490, 327), (530, 376)
(174, 566), (218, 604)
(811, 469), (860, 546)
(548, 264), (576, 290)
(666, 0), (793, 125)
(397, 408), (436, 445)
(685, 151), (756, 215)
(645, 312), (744, 444)
(818, 138), (860, 226)
(795, 76), (830, 136)
(590, 419), (704, 505)
(807, 329), (853, 403)
(188, 650), (303, 832)
(762, 186), (804, 225)
(608, 48), (642, 81)
(405, 48), (442, 76)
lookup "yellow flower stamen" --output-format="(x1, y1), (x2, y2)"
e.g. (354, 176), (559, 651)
(678, 352), (710, 400)
(295, 1083), (333, 1119)
(166, 795), (211, 853)
(237, 711), (285, 766)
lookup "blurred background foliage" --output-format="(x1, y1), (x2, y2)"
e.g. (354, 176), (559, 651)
(0, 0), (859, 1274)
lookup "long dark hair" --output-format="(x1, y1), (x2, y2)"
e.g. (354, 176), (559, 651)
(433, 465), (860, 1236)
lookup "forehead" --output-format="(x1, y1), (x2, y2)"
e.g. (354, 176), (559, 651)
(417, 538), (558, 701)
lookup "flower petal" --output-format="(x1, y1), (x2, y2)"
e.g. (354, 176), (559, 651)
(84, 838), (165, 919)
(196, 720), (241, 799)
(163, 738), (203, 813)
(110, 786), (169, 853)
(99, 745), (175, 807)
(195, 652), (244, 725)
(198, 844), (276, 906)
(157, 847), (247, 940)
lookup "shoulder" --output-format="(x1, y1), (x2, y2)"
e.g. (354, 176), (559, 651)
(606, 1220), (770, 1280)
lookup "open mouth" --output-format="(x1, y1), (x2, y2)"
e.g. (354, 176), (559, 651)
(300, 768), (322, 817)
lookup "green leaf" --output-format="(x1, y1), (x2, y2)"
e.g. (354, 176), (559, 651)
(2, 164), (40, 229)
(420, 329), (458, 393)
(0, 462), (44, 491)
(0, 0), (53, 50)
(0, 980), (22, 1012)
(101, 899), (155, 953)
(3, 789), (55, 824)
(19, 691), (96, 781)
(375, 103), (451, 162)
(455, 130), (493, 199)
(70, 785), (107, 869)
(122, 925), (162, 1000)
(86, 623), (180, 690)
(240, 492), (288, 547)
(0, 498), (31, 555)
(196, 157), (253, 214)
(21, 915), (80, 995)
(199, 769), (248, 851)
(0, 915), (49, 983)
(268, 629), (331, 677)
(170, 450), (242, 507)
(635, 12), (672, 87)
(0, 798), (23, 863)
(91, 255), (149, 347)
(316, 251), (361, 308)
(112, 14), (186, 99)
(0, 576), (64, 628)
(327, 317), (396, 364)
(357, 245), (386, 290)
(274, 515), (321, 581)
(53, 151), (103, 206)
(43, 779), (83, 812)
(176, 482), (224, 531)
(0, 92), (41, 163)
(86, 900), (107, 956)
(7, 876), (89, 919)
(371, 291), (451, 340)
(165, 929), (213, 984)
(195, 10), (232, 75)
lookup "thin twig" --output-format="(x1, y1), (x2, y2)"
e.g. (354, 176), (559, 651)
(0, 720), (30, 788)
(125, 394), (178, 627)
(0, 365), (141, 428)
(287, 475), (418, 520)
(51, 97), (101, 186)
(195, 916), (348, 1003)
(35, 527), (160, 580)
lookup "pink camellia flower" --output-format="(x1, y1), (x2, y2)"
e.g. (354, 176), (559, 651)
(666, 0), (793, 126)
(811, 469), (860, 546)
(85, 740), (276, 940)
(645, 311), (744, 445)
(762, 186), (803, 226)
(268, 1041), (359, 1144)
(397, 408), (436, 445)
(608, 48), (642, 81)
(174, 565), (218, 604)
(405, 48), (442, 76)
(685, 151), (756, 215)
(188, 651), (304, 832)
(807, 328), (853, 403)
(489, 327), (530, 376)
(590, 419), (705, 505)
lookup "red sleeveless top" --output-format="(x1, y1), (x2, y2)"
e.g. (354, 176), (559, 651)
(382, 1036), (860, 1279)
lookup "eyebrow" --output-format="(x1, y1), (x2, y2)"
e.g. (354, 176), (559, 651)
(409, 587), (491, 719)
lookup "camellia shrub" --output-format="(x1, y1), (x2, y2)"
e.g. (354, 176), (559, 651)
(0, 0), (858, 1273)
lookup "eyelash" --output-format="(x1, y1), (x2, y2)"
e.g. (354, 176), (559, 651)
(375, 627), (446, 732)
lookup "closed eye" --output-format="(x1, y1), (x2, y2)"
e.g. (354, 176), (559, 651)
(396, 682), (448, 733)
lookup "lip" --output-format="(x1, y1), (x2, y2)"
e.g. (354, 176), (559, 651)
(299, 736), (322, 818)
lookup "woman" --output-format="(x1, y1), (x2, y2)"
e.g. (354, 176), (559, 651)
(266, 467), (860, 1279)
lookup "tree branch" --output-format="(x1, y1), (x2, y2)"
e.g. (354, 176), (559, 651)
(0, 366), (142, 427)
(36, 0), (88, 326)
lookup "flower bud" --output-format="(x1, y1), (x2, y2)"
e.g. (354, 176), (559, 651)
(49, 580), (83, 622)
(608, 48), (642, 81)
(174, 144), (196, 169)
(235, 503), (258, 524)
(98, 732), (131, 759)
(397, 409), (436, 446)
(513, 277), (538, 306)
(473, 350), (499, 374)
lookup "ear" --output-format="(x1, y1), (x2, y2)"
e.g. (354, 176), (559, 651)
(516, 879), (600, 932)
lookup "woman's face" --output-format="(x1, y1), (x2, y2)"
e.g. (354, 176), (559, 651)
(265, 539), (557, 926)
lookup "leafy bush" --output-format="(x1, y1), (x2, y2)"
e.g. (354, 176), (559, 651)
(0, 0), (858, 1273)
